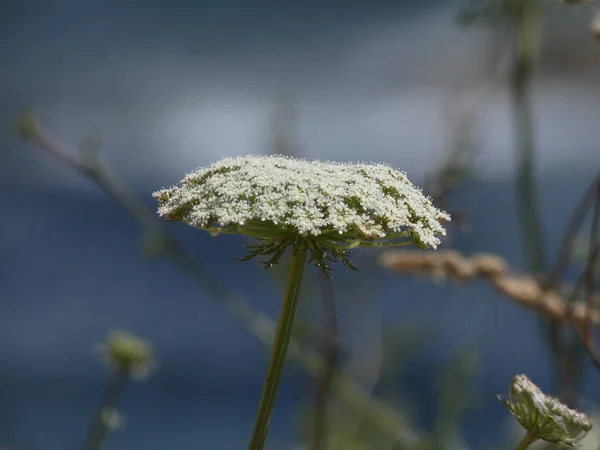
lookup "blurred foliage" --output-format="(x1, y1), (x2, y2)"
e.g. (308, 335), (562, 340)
(457, 0), (550, 25)
(293, 331), (481, 450)
(573, 234), (600, 281)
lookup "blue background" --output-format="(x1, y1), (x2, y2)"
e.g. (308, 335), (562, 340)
(1, 0), (599, 448)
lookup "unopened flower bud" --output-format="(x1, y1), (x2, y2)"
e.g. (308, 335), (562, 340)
(14, 111), (37, 140)
(100, 408), (125, 430)
(498, 374), (592, 448)
(98, 330), (155, 380)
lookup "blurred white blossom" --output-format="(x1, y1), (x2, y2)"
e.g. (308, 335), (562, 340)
(100, 408), (125, 430)
(97, 330), (155, 380)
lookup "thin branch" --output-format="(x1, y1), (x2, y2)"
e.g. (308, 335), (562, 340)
(28, 124), (84, 168)
(545, 175), (600, 291)
(582, 180), (600, 343)
(567, 244), (600, 370)
(586, 182), (600, 328)
(543, 175), (600, 404)
(379, 249), (600, 329)
(543, 176), (600, 406)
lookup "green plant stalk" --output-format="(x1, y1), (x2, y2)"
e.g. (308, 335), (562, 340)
(248, 243), (309, 450)
(511, 2), (545, 275)
(510, 2), (586, 407)
(311, 274), (339, 450)
(82, 368), (129, 450)
(515, 431), (538, 450)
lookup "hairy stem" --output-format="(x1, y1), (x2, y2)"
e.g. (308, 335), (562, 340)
(248, 243), (308, 450)
(81, 368), (129, 450)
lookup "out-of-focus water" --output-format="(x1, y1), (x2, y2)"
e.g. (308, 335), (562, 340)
(2, 172), (599, 449)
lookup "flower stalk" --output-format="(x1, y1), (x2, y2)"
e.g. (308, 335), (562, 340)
(81, 368), (129, 450)
(83, 331), (154, 450)
(515, 431), (538, 450)
(248, 242), (308, 449)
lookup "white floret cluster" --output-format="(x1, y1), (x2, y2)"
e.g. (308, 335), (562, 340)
(499, 374), (592, 448)
(153, 155), (449, 248)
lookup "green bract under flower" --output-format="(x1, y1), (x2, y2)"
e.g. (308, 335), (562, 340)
(498, 374), (592, 448)
(153, 155), (449, 270)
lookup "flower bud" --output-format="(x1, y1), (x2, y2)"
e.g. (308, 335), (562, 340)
(100, 408), (125, 430)
(98, 330), (155, 380)
(14, 111), (37, 140)
(498, 374), (592, 448)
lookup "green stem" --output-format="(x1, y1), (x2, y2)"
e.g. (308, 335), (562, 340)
(510, 1), (585, 407)
(248, 242), (308, 450)
(515, 431), (538, 450)
(511, 1), (546, 275)
(81, 368), (129, 450)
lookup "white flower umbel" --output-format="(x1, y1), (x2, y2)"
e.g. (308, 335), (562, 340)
(499, 374), (593, 449)
(153, 154), (449, 450)
(154, 155), (449, 271)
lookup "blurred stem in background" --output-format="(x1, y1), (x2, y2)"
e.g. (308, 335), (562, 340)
(311, 275), (340, 450)
(266, 96), (343, 450)
(83, 331), (154, 450)
(509, 0), (585, 408)
(82, 368), (129, 450)
(269, 95), (299, 159)
(431, 351), (480, 450)
(511, 1), (545, 274)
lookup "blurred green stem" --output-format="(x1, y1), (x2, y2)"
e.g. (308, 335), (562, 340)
(82, 368), (129, 450)
(515, 431), (537, 450)
(509, 1), (585, 406)
(511, 1), (545, 274)
(248, 243), (308, 450)
(312, 275), (340, 450)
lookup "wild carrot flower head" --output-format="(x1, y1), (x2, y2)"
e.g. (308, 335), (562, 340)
(153, 155), (449, 272)
(498, 374), (592, 448)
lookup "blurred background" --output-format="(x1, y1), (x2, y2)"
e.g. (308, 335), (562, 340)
(2, 0), (600, 448)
